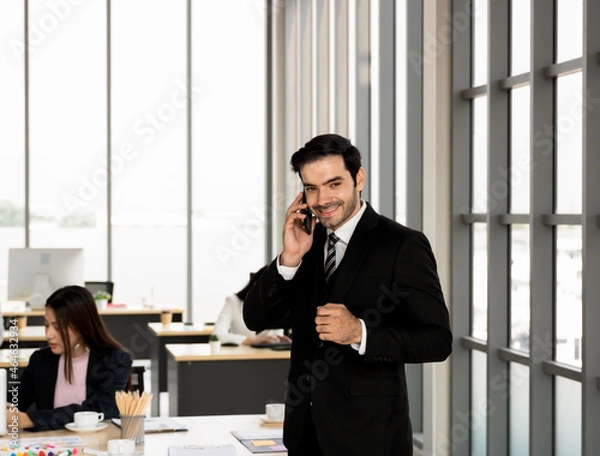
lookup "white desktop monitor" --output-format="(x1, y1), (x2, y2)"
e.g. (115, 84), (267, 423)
(7, 248), (85, 309)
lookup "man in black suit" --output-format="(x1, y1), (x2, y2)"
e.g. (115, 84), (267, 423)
(243, 134), (452, 455)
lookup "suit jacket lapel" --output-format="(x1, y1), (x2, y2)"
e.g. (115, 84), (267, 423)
(328, 203), (379, 303)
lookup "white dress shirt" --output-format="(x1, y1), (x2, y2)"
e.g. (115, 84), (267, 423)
(213, 294), (284, 345)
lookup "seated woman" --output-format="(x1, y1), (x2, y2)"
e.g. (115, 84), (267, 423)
(213, 267), (291, 346)
(9, 285), (132, 431)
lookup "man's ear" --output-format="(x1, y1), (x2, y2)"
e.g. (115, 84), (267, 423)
(356, 167), (366, 190)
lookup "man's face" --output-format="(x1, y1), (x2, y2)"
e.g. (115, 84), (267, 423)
(301, 155), (365, 231)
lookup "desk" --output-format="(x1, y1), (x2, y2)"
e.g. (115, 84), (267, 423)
(3, 308), (184, 359)
(0, 347), (36, 380)
(7, 414), (286, 455)
(148, 323), (212, 415)
(2, 326), (46, 349)
(0, 347), (36, 367)
(167, 344), (290, 417)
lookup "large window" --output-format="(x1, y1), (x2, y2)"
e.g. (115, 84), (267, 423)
(191, 0), (266, 323)
(452, 0), (599, 454)
(28, 0), (107, 282)
(0, 1), (267, 325)
(111, 0), (187, 310)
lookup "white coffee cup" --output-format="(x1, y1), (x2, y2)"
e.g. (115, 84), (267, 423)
(107, 439), (135, 456)
(265, 402), (285, 422)
(73, 411), (105, 429)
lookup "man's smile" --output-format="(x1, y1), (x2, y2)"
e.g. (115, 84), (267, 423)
(316, 203), (340, 218)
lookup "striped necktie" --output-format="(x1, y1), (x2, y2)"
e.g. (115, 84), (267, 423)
(324, 232), (340, 282)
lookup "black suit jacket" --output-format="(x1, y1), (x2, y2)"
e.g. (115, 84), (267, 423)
(244, 203), (452, 456)
(17, 347), (132, 431)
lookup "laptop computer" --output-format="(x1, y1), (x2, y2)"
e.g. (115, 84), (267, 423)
(249, 342), (292, 351)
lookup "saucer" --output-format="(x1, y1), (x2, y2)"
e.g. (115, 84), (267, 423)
(260, 415), (283, 425)
(65, 422), (109, 433)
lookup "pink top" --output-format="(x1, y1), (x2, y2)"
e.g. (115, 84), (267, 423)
(53, 350), (90, 408)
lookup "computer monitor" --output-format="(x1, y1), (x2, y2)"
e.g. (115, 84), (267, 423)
(7, 248), (85, 309)
(85, 281), (114, 303)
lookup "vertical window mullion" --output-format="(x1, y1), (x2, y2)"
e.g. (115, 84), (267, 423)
(106, 0), (113, 282)
(486, 1), (510, 453)
(349, 0), (370, 201)
(581, 0), (600, 453)
(298, 0), (312, 141)
(330, 0), (348, 136)
(313, 0), (329, 134)
(529, 1), (555, 455)
(450, 0), (473, 453)
(397, 0), (423, 441)
(375, 0), (395, 218)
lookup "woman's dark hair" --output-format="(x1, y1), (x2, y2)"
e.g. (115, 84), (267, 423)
(46, 285), (125, 383)
(290, 134), (362, 185)
(235, 266), (268, 301)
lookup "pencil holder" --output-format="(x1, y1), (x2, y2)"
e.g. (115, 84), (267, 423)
(120, 414), (145, 445)
(115, 390), (153, 446)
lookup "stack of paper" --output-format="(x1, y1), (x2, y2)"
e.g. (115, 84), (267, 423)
(167, 445), (237, 456)
(111, 417), (188, 433)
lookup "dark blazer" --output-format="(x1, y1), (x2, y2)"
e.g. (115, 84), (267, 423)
(17, 347), (132, 431)
(244, 203), (452, 456)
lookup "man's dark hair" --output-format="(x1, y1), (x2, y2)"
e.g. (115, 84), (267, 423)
(290, 134), (362, 185)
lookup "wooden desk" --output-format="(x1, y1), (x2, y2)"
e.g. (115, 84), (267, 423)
(0, 347), (36, 367)
(6, 414), (286, 455)
(167, 344), (290, 417)
(2, 326), (46, 346)
(148, 322), (213, 415)
(3, 308), (184, 359)
(0, 347), (36, 381)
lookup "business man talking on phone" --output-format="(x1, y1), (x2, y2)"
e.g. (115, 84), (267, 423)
(243, 134), (452, 456)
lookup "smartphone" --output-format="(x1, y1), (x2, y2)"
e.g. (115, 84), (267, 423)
(302, 192), (313, 235)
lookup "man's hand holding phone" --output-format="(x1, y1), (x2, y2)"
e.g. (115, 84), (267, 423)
(280, 192), (316, 267)
(301, 192), (313, 235)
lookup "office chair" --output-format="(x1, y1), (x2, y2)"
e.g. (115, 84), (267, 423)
(84, 281), (114, 303)
(127, 365), (146, 393)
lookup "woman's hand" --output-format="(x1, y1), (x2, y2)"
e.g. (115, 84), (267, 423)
(6, 408), (34, 430)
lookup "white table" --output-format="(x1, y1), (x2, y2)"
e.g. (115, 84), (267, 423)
(9, 414), (286, 455)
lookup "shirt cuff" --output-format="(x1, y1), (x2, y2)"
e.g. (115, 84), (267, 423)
(276, 255), (301, 280)
(350, 318), (367, 355)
